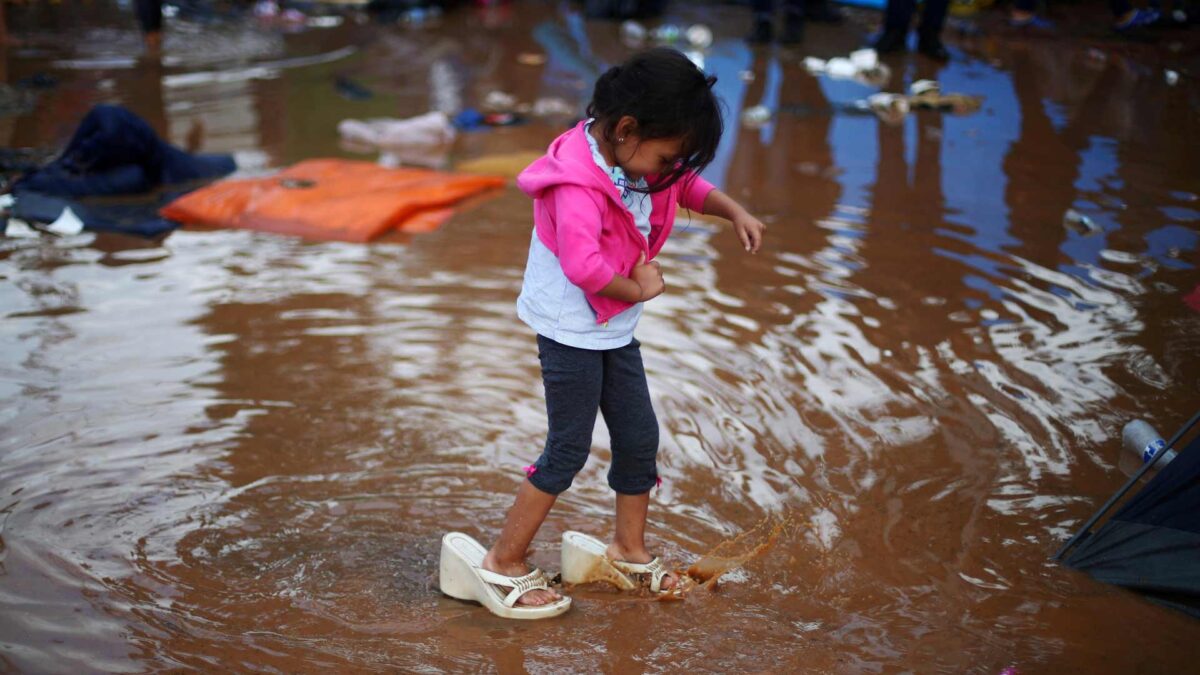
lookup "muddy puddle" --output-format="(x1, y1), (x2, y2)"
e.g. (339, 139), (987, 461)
(2, 0), (1199, 672)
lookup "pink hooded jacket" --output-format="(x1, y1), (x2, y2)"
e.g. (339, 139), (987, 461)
(516, 121), (716, 325)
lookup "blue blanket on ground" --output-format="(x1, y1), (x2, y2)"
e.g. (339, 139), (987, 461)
(11, 104), (235, 237)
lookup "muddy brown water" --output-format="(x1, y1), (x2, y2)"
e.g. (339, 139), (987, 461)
(3, 1), (1199, 672)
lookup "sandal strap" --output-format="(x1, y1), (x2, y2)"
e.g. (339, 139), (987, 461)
(610, 556), (667, 593)
(476, 567), (551, 608)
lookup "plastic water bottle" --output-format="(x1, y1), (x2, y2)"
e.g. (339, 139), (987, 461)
(1122, 419), (1178, 467)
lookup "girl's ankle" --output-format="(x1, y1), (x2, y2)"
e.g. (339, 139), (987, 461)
(606, 540), (651, 563)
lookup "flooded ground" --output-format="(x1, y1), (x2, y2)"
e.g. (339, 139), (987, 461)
(2, 1), (1199, 671)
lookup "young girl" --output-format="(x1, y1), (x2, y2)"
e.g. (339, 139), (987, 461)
(439, 48), (765, 619)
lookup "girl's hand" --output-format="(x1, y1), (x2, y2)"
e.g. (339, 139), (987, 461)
(631, 252), (665, 301)
(733, 212), (766, 254)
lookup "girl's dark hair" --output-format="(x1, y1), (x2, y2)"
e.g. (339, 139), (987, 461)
(586, 47), (723, 193)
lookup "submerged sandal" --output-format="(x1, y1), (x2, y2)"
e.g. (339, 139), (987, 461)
(561, 530), (673, 593)
(438, 532), (571, 619)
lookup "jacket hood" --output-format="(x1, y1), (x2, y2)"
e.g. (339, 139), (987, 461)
(516, 121), (620, 202)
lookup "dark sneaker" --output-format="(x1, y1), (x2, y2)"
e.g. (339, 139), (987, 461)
(747, 18), (772, 44)
(781, 16), (805, 44)
(872, 29), (908, 53)
(805, 4), (844, 23)
(917, 36), (950, 60)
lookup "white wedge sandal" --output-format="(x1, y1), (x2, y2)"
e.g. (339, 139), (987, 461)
(560, 531), (672, 593)
(439, 532), (572, 620)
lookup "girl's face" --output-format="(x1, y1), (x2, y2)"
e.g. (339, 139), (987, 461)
(616, 135), (685, 182)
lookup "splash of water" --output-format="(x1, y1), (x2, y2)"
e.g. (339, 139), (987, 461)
(658, 516), (796, 600)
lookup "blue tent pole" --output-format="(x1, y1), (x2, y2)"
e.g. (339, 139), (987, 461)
(1053, 410), (1200, 561)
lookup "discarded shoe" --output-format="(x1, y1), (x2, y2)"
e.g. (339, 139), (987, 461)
(561, 531), (672, 593)
(438, 532), (572, 620)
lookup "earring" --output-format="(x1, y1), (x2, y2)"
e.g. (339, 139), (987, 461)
(618, 137), (625, 143)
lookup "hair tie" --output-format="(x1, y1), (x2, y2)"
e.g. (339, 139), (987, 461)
(704, 74), (718, 89)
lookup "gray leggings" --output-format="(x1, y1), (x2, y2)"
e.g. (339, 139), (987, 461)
(526, 335), (660, 496)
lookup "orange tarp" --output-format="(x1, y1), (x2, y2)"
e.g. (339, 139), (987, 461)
(160, 159), (505, 242)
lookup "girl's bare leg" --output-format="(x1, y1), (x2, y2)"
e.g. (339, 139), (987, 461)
(606, 491), (677, 590)
(481, 480), (562, 605)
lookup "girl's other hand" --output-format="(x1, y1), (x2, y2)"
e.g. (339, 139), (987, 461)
(733, 212), (766, 254)
(631, 252), (665, 301)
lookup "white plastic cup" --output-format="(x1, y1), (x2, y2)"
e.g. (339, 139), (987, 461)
(1123, 419), (1178, 466)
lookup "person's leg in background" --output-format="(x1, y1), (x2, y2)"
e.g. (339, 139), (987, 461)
(780, 0), (806, 44)
(0, 1), (11, 47)
(135, 0), (164, 52)
(748, 0), (775, 43)
(874, 0), (915, 52)
(916, 0), (951, 60)
(805, 0), (844, 24)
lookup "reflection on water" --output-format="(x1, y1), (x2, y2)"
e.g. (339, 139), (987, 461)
(2, 1), (1199, 671)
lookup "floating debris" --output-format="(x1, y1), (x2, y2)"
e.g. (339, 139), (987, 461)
(482, 90), (517, 113)
(741, 105), (772, 128)
(652, 24), (682, 43)
(334, 75), (373, 100)
(517, 52), (546, 66)
(46, 207), (85, 236)
(849, 82), (982, 124)
(850, 48), (878, 70)
(865, 93), (910, 125)
(910, 90), (982, 115)
(804, 49), (890, 86)
(686, 24), (713, 49)
(306, 15), (343, 28)
(3, 218), (39, 238)
(620, 20), (648, 45)
(531, 97), (575, 118)
(909, 79), (939, 96)
(1165, 69), (1180, 86)
(1064, 209), (1100, 235)
(337, 111), (456, 149)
